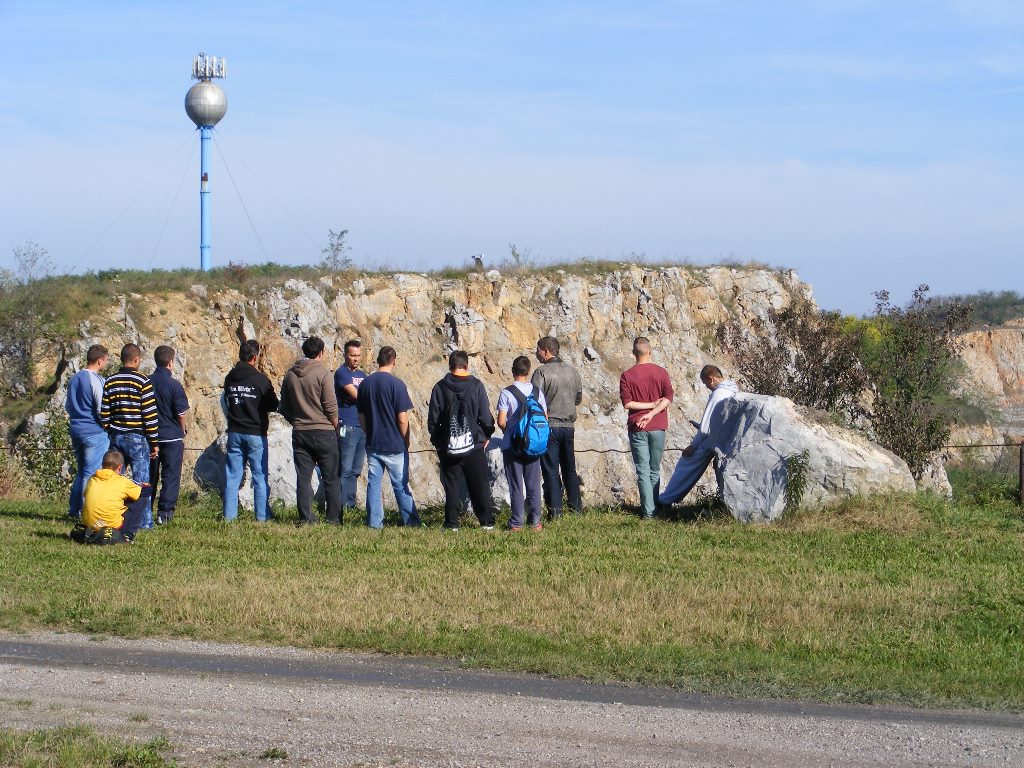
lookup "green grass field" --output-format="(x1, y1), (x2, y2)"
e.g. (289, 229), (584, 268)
(1, 488), (1022, 710)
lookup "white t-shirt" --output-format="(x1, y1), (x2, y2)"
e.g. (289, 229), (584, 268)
(495, 382), (547, 451)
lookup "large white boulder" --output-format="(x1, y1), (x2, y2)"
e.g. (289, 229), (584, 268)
(709, 394), (917, 522)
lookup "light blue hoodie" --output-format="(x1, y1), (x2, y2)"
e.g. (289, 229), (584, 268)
(688, 379), (739, 453)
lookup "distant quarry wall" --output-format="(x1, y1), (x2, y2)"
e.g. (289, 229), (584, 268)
(45, 265), (923, 511)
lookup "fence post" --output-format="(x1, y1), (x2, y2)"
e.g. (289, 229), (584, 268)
(1019, 443), (1024, 506)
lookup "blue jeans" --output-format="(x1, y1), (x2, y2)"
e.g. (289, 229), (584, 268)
(223, 432), (270, 521)
(69, 430), (109, 519)
(659, 448), (715, 506)
(366, 451), (418, 529)
(338, 424), (366, 510)
(629, 429), (665, 518)
(540, 426), (582, 517)
(108, 432), (153, 529)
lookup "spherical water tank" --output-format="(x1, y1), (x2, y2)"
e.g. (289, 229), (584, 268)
(185, 80), (227, 127)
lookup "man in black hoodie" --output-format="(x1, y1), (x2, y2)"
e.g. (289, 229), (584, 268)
(222, 340), (280, 522)
(427, 350), (497, 530)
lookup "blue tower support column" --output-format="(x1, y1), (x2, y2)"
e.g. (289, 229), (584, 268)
(200, 125), (212, 271)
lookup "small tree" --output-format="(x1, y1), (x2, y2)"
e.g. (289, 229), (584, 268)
(320, 228), (352, 272)
(721, 295), (869, 421)
(0, 241), (60, 391)
(862, 285), (972, 477)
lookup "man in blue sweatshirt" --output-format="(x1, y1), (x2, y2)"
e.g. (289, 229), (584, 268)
(64, 344), (110, 519)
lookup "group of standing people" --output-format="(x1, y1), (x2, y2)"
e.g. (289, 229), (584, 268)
(67, 332), (738, 541)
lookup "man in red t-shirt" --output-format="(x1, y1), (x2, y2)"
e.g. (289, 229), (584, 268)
(619, 337), (674, 519)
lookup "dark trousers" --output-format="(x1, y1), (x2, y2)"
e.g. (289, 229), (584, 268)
(293, 429), (342, 524)
(150, 441), (184, 521)
(120, 497), (146, 540)
(438, 447), (497, 529)
(541, 426), (582, 517)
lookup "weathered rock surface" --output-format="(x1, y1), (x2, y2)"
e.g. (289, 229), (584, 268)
(40, 265), (929, 516)
(950, 325), (1024, 464)
(711, 394), (916, 522)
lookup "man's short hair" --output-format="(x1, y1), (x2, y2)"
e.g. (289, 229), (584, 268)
(377, 346), (397, 366)
(537, 336), (560, 356)
(512, 355), (531, 377)
(102, 449), (124, 470)
(302, 337), (325, 359)
(86, 344), (108, 365)
(154, 345), (175, 369)
(448, 350), (469, 371)
(344, 339), (362, 352)
(632, 337), (651, 356)
(120, 344), (141, 365)
(700, 364), (724, 382)
(239, 339), (260, 362)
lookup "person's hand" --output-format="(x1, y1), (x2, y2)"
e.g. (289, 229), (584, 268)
(482, 438), (490, 450)
(139, 482), (152, 488)
(150, 446), (159, 459)
(636, 413), (652, 430)
(681, 446), (695, 458)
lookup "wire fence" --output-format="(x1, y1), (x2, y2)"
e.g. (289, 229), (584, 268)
(11, 439), (1024, 506)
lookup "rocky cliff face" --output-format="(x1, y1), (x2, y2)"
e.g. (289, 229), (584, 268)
(950, 320), (1024, 463)
(62, 265), (814, 509)
(48, 266), (937, 518)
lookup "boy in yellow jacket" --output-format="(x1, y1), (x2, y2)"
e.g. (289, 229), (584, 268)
(71, 449), (147, 545)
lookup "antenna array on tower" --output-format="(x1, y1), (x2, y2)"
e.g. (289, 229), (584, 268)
(192, 52), (227, 80)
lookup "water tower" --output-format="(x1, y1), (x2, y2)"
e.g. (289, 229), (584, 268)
(185, 52), (227, 271)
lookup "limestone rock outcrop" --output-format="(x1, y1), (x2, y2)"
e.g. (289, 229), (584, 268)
(42, 265), (927, 517)
(711, 394), (916, 522)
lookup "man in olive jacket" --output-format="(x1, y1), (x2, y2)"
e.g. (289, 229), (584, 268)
(531, 336), (583, 518)
(279, 336), (341, 524)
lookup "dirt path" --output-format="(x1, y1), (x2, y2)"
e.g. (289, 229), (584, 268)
(0, 631), (1020, 767)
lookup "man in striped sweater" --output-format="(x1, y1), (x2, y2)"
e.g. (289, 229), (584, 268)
(101, 343), (159, 529)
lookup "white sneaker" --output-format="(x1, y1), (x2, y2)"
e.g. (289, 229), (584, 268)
(482, 525), (495, 531)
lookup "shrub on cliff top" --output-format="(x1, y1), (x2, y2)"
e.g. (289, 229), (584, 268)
(719, 295), (869, 422)
(726, 285), (973, 479)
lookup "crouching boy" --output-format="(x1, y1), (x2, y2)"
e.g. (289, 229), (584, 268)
(70, 449), (147, 545)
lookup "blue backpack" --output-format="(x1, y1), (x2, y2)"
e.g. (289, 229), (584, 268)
(507, 385), (549, 458)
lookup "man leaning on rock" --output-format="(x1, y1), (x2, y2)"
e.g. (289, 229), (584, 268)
(658, 365), (737, 509)
(279, 336), (342, 525)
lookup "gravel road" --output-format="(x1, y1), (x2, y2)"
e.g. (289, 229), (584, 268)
(0, 631), (1021, 767)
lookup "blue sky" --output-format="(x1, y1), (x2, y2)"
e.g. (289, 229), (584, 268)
(1, 1), (1022, 313)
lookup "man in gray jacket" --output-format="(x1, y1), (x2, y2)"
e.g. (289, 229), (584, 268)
(531, 336), (583, 518)
(280, 336), (342, 525)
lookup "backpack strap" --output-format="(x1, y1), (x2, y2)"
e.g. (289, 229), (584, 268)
(506, 384), (527, 409)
